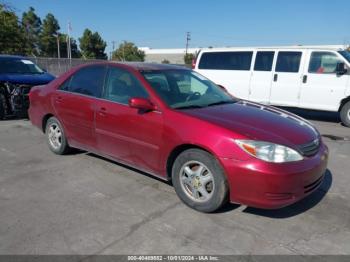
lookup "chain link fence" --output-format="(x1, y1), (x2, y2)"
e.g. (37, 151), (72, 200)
(28, 57), (105, 76)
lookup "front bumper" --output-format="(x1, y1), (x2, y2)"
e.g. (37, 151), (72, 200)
(220, 143), (329, 209)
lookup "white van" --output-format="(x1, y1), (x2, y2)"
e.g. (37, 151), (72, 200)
(193, 46), (350, 127)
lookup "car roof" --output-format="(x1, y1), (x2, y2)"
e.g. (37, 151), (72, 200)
(199, 45), (346, 52)
(0, 54), (26, 60)
(111, 62), (189, 71)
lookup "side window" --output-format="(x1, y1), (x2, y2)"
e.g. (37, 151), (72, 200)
(308, 52), (343, 74)
(254, 51), (274, 71)
(198, 51), (253, 70)
(103, 67), (148, 104)
(59, 66), (107, 97)
(275, 52), (302, 73)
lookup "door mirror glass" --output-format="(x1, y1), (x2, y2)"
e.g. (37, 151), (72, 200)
(128, 97), (156, 111)
(336, 62), (347, 75)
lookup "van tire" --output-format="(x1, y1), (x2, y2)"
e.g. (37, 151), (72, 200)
(172, 149), (229, 213)
(340, 101), (350, 127)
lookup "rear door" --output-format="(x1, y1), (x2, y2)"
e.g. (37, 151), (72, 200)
(249, 51), (275, 103)
(54, 65), (107, 150)
(269, 51), (305, 106)
(299, 50), (349, 111)
(196, 51), (253, 99)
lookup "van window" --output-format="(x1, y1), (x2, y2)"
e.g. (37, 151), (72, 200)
(59, 65), (107, 97)
(275, 52), (302, 73)
(254, 51), (274, 71)
(198, 52), (253, 70)
(309, 52), (343, 74)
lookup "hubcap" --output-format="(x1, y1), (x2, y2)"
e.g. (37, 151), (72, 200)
(48, 123), (62, 150)
(347, 109), (350, 120)
(179, 161), (214, 203)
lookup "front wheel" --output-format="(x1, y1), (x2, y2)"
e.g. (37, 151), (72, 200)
(340, 101), (350, 127)
(172, 149), (229, 213)
(46, 117), (70, 155)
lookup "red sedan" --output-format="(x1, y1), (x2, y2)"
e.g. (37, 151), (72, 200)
(28, 62), (328, 212)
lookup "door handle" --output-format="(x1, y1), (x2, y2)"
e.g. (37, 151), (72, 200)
(55, 96), (63, 103)
(273, 74), (278, 82)
(98, 107), (107, 116)
(302, 75), (308, 83)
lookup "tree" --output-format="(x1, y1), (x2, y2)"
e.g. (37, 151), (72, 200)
(184, 53), (194, 65)
(79, 29), (107, 59)
(0, 4), (25, 54)
(112, 41), (145, 62)
(39, 13), (60, 57)
(21, 7), (41, 56)
(58, 34), (81, 58)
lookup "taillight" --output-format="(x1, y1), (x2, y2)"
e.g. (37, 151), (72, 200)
(191, 58), (196, 69)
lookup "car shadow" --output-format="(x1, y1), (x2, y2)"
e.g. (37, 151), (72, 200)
(85, 152), (172, 185)
(278, 107), (341, 124)
(239, 169), (333, 218)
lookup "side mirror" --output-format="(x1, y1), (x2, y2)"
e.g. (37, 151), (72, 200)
(217, 84), (228, 93)
(128, 97), (156, 112)
(336, 62), (347, 75)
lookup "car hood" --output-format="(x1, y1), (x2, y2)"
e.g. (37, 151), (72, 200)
(0, 72), (55, 85)
(181, 100), (319, 146)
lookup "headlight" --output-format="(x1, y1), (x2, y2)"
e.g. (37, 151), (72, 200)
(235, 140), (303, 163)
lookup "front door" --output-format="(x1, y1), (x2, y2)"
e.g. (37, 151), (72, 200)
(269, 51), (305, 106)
(95, 66), (164, 174)
(299, 51), (349, 111)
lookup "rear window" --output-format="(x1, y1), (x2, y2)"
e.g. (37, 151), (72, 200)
(198, 51), (253, 70)
(275, 52), (302, 73)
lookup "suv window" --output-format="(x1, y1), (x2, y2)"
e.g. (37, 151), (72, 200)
(198, 51), (253, 70)
(309, 52), (343, 74)
(275, 52), (302, 73)
(103, 67), (148, 104)
(254, 51), (274, 71)
(59, 65), (107, 97)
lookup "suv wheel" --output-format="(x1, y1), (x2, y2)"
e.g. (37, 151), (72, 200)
(340, 101), (350, 127)
(172, 149), (228, 213)
(46, 117), (70, 154)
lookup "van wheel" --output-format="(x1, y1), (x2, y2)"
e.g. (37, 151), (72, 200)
(172, 149), (228, 213)
(340, 101), (350, 127)
(0, 94), (5, 120)
(45, 117), (70, 155)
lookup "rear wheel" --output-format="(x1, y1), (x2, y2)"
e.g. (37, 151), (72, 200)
(340, 101), (350, 127)
(172, 149), (229, 213)
(0, 93), (6, 120)
(46, 117), (70, 155)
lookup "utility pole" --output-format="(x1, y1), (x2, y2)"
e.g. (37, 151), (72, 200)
(111, 41), (116, 60)
(185, 32), (191, 55)
(56, 33), (60, 59)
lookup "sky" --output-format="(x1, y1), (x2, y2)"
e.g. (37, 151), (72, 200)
(8, 0), (350, 55)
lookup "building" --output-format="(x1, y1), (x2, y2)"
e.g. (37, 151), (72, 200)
(139, 47), (200, 64)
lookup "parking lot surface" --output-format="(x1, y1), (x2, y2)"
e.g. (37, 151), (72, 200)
(0, 110), (349, 255)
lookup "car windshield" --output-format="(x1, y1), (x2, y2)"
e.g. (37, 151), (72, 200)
(339, 50), (350, 63)
(141, 69), (236, 109)
(0, 58), (44, 74)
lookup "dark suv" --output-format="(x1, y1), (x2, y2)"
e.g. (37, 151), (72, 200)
(0, 55), (55, 119)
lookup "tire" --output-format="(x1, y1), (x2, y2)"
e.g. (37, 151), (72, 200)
(0, 93), (6, 120)
(172, 149), (229, 213)
(340, 101), (350, 127)
(45, 117), (70, 155)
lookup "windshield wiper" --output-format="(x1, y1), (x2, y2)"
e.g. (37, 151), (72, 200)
(173, 105), (203, 110)
(206, 100), (235, 107)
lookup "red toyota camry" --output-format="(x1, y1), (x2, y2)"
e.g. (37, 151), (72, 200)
(28, 62), (328, 212)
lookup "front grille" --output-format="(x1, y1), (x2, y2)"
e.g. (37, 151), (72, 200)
(298, 139), (320, 157)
